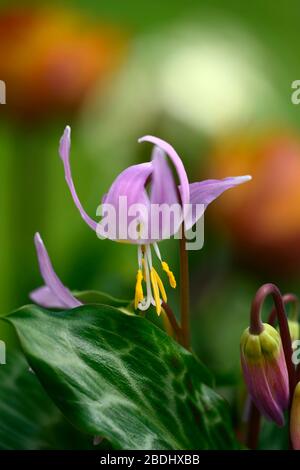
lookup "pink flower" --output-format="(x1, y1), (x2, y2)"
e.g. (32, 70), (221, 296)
(59, 126), (251, 315)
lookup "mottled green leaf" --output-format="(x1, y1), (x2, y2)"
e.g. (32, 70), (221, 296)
(0, 348), (95, 450)
(5, 304), (238, 450)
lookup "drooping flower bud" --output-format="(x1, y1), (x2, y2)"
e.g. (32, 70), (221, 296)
(240, 323), (289, 426)
(290, 382), (300, 449)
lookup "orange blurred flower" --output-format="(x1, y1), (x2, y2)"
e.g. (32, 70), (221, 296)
(206, 130), (300, 275)
(0, 7), (127, 119)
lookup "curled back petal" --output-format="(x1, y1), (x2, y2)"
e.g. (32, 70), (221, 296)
(138, 135), (190, 209)
(184, 175), (252, 230)
(30, 232), (81, 309)
(59, 126), (98, 231)
(150, 146), (179, 206)
(150, 147), (182, 239)
(30, 285), (72, 309)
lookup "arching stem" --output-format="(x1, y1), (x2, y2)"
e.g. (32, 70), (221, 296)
(268, 293), (299, 326)
(250, 283), (295, 394)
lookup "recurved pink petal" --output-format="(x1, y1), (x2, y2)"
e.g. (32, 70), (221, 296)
(185, 176), (252, 230)
(30, 233), (81, 309)
(30, 286), (69, 309)
(138, 135), (190, 209)
(59, 126), (98, 231)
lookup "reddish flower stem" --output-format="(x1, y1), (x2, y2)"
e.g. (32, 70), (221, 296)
(268, 293), (299, 326)
(246, 403), (261, 450)
(250, 283), (295, 395)
(162, 301), (182, 344)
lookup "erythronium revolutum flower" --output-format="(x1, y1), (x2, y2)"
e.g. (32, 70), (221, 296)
(59, 125), (251, 315)
(240, 323), (289, 426)
(30, 232), (81, 309)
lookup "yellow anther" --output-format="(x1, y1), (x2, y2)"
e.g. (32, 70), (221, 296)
(153, 268), (167, 303)
(161, 261), (176, 288)
(150, 268), (162, 315)
(134, 269), (144, 309)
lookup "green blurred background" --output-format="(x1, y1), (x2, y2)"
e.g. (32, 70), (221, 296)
(1, 0), (300, 410)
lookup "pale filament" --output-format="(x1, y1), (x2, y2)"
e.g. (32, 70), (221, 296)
(137, 245), (153, 311)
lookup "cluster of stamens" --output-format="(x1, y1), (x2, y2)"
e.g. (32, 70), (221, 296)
(134, 243), (176, 315)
